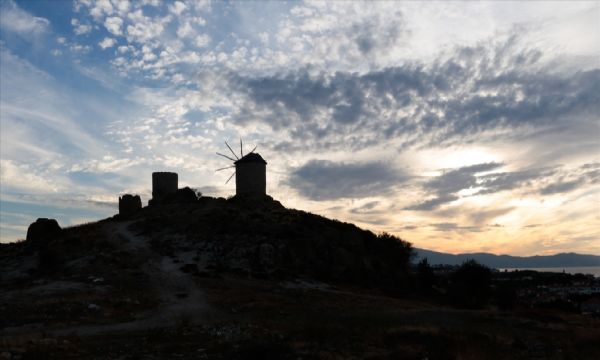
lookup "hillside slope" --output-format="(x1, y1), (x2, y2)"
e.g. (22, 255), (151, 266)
(2, 195), (599, 359)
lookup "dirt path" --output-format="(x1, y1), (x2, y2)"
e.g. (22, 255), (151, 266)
(110, 221), (209, 327)
(2, 221), (210, 340)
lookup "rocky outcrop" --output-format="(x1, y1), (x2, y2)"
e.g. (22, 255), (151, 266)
(26, 218), (61, 243)
(119, 194), (142, 216)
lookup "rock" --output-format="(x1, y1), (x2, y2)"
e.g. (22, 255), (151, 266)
(119, 194), (142, 216)
(26, 218), (61, 243)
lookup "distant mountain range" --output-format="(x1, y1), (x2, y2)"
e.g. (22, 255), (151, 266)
(414, 248), (600, 268)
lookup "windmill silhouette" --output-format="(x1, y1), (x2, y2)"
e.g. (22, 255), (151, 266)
(216, 139), (257, 184)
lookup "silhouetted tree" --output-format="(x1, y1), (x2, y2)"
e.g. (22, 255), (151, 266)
(448, 259), (492, 308)
(375, 232), (414, 271)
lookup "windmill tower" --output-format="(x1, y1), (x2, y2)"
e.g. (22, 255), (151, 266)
(217, 140), (267, 197)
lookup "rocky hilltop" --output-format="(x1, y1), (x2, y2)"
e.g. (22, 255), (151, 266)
(4, 194), (413, 288)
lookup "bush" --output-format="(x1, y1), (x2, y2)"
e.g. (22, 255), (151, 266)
(448, 260), (492, 308)
(417, 258), (436, 293)
(375, 232), (415, 271)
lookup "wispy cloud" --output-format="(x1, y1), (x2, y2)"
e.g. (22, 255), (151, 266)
(0, 0), (50, 39)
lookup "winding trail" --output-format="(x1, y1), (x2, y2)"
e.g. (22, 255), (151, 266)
(3, 221), (210, 340)
(111, 221), (208, 326)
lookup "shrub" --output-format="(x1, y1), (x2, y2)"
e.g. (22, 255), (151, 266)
(448, 259), (492, 308)
(375, 232), (415, 271)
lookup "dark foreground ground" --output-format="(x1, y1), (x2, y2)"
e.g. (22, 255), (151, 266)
(2, 271), (599, 360)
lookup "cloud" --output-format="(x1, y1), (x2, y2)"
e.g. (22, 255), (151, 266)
(407, 162), (502, 210)
(69, 43), (92, 53)
(195, 34), (211, 48)
(99, 37), (117, 49)
(0, 159), (59, 194)
(407, 160), (600, 212)
(125, 9), (168, 44)
(288, 160), (406, 200)
(350, 201), (382, 214)
(406, 195), (460, 212)
(177, 21), (195, 38)
(539, 162), (600, 195)
(104, 16), (123, 36)
(88, 0), (114, 21)
(424, 163), (502, 195)
(71, 18), (92, 35)
(540, 180), (584, 195)
(476, 168), (550, 195)
(0, 0), (50, 38)
(169, 1), (187, 15)
(230, 39), (599, 153)
(405, 162), (543, 211)
(430, 222), (483, 232)
(467, 207), (514, 226)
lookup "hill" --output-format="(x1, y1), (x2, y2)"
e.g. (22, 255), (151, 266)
(415, 248), (600, 268)
(1, 195), (599, 359)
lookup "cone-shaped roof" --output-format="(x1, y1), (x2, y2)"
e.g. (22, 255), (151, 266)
(234, 152), (267, 165)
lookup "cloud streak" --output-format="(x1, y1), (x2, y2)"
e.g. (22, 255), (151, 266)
(288, 160), (406, 201)
(0, 0), (50, 39)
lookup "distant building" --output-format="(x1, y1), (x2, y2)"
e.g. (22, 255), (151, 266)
(235, 153), (267, 197)
(151, 172), (178, 204)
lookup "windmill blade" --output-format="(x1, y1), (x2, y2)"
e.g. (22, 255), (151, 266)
(225, 171), (236, 184)
(225, 141), (239, 160)
(215, 165), (235, 171)
(217, 152), (236, 162)
(248, 145), (257, 154)
(240, 138), (243, 158)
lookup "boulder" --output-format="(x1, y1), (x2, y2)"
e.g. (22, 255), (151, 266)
(26, 218), (61, 243)
(119, 194), (142, 215)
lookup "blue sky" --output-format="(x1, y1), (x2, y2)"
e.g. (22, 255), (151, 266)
(1, 0), (599, 255)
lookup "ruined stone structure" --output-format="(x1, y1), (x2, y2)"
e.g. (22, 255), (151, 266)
(235, 153), (267, 197)
(119, 194), (142, 215)
(152, 172), (178, 203)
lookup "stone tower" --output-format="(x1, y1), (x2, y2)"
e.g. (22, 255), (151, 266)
(152, 172), (178, 203)
(235, 153), (267, 197)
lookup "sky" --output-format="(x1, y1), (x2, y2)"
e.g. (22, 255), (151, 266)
(0, 0), (599, 256)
